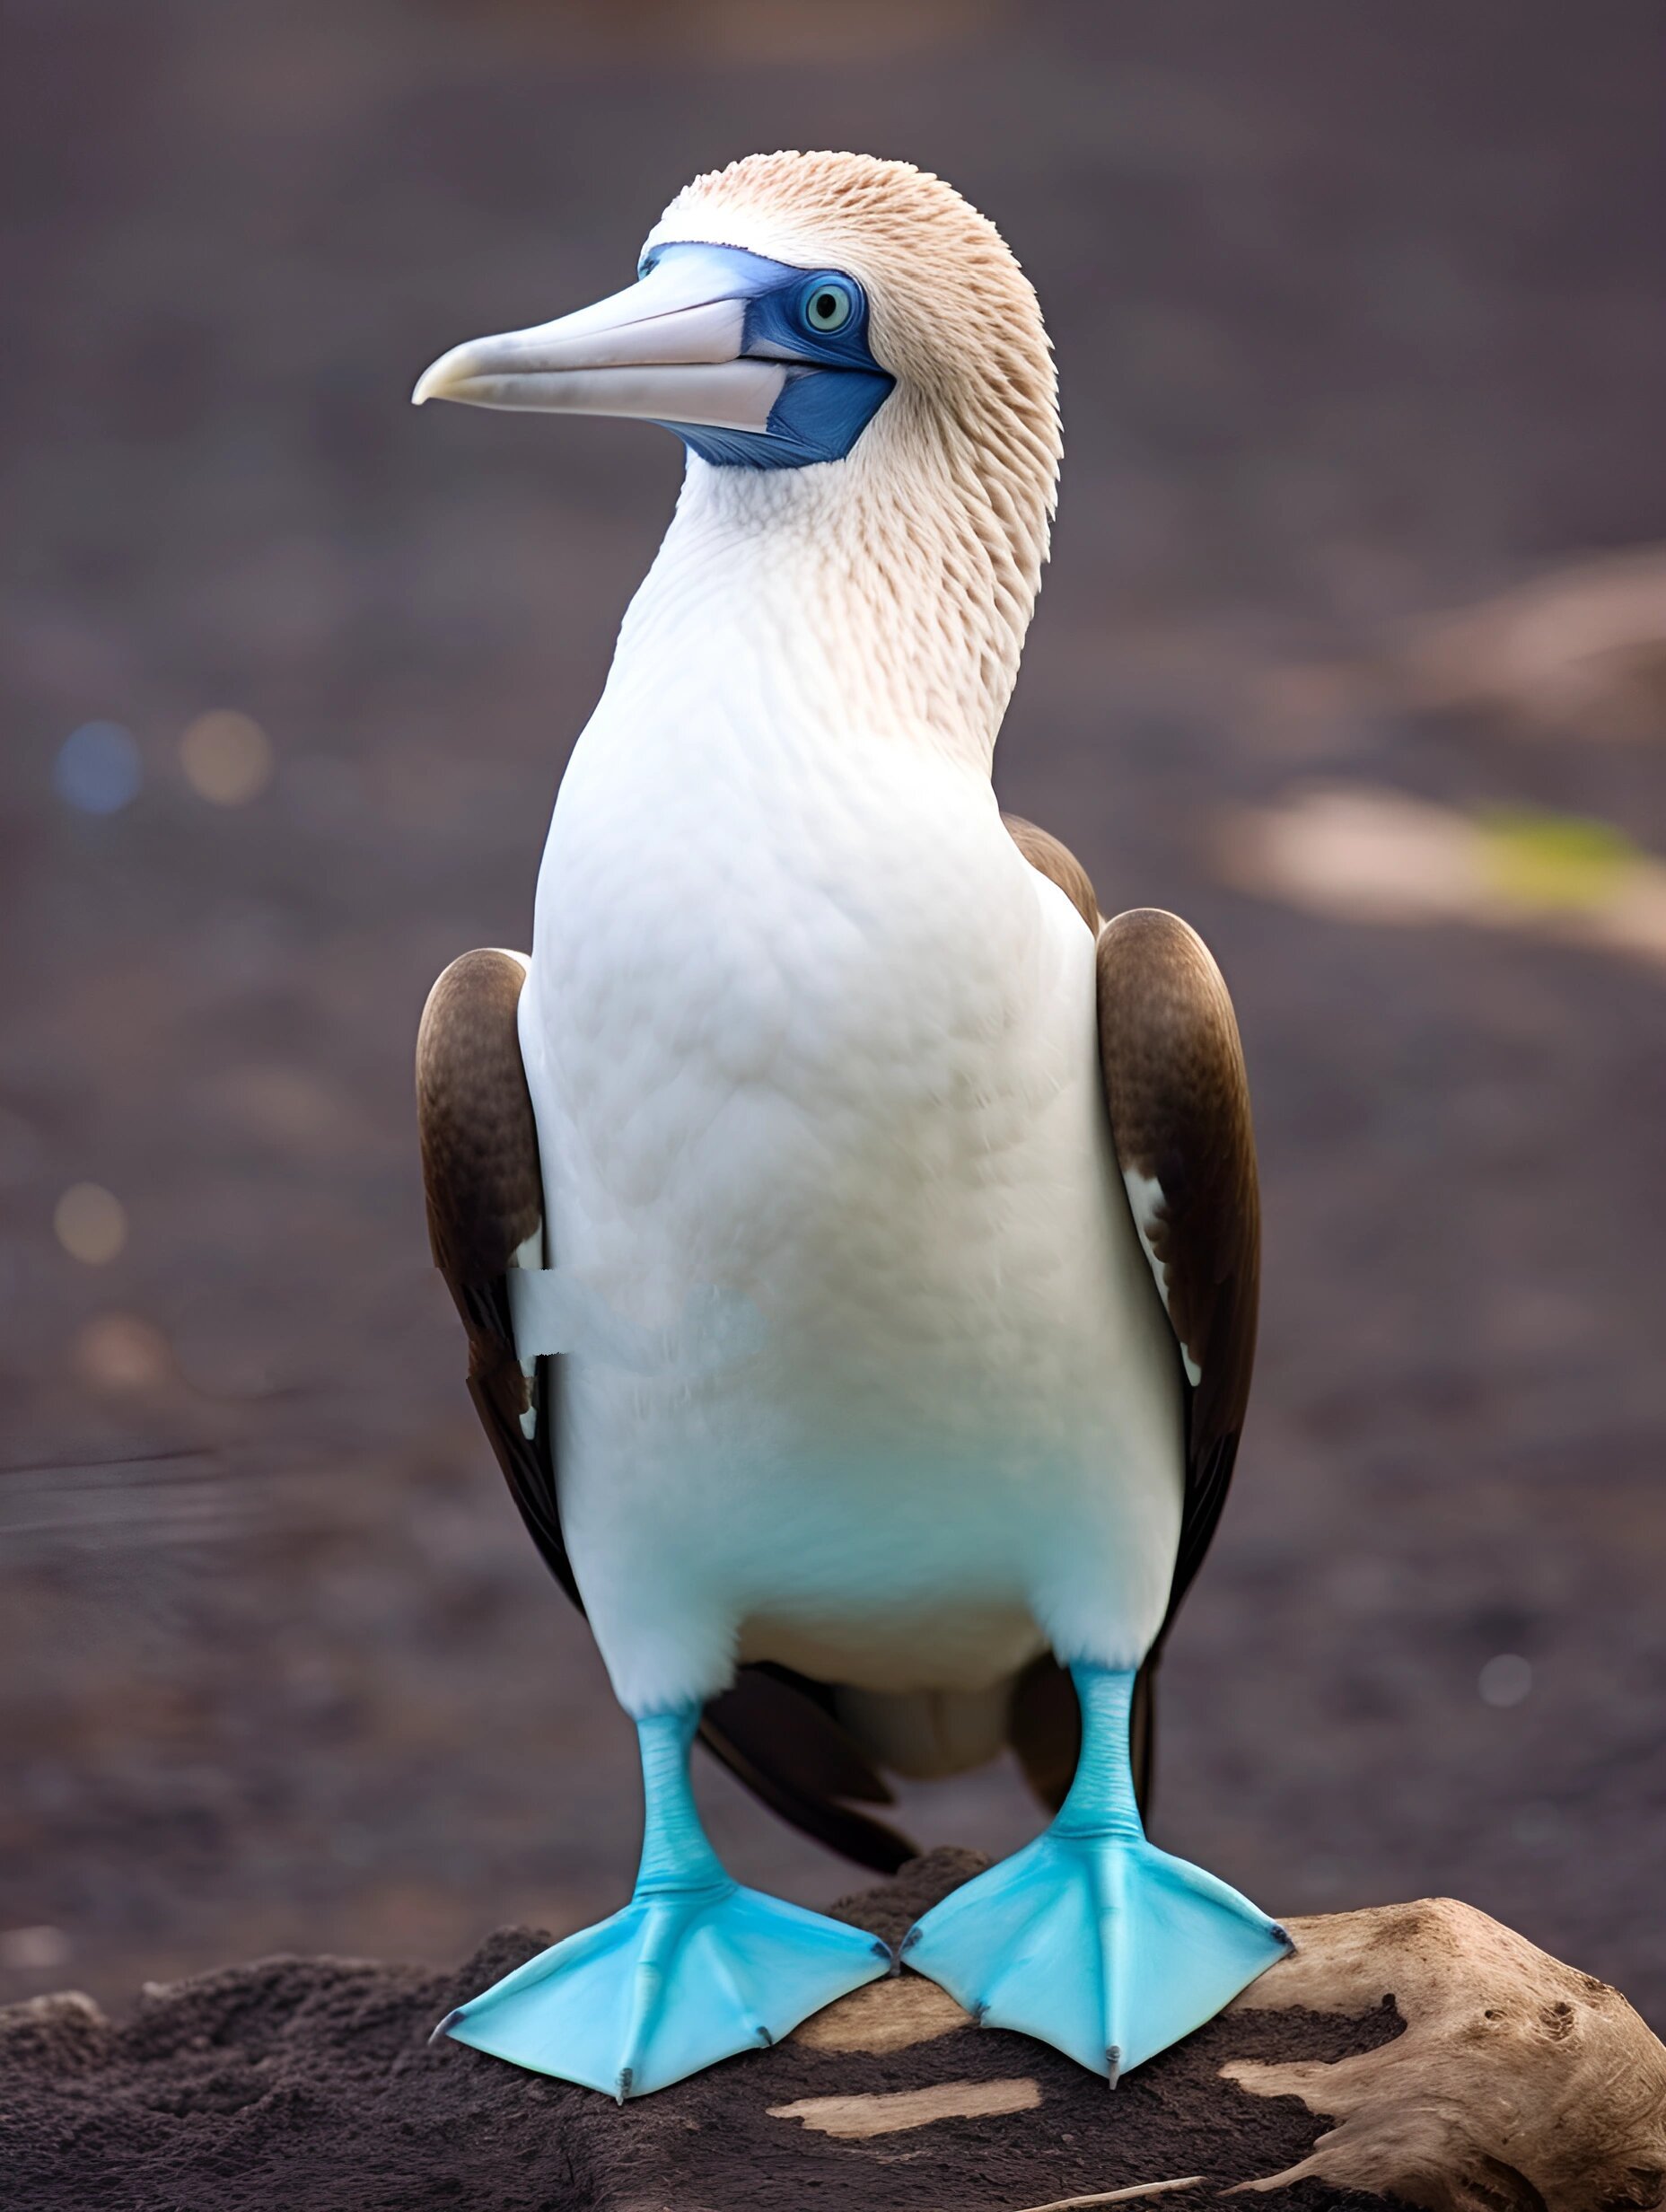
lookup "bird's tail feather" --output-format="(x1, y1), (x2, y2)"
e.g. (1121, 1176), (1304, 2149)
(700, 1664), (917, 1874)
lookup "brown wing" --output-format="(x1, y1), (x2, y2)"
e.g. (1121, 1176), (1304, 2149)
(416, 949), (573, 1598)
(1000, 827), (1259, 1815)
(1004, 813), (1100, 932)
(416, 948), (915, 1873)
(1096, 907), (1260, 1623)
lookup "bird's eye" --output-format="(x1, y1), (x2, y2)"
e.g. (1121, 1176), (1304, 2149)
(800, 277), (855, 335)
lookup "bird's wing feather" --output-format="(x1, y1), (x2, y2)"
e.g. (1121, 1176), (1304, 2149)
(1004, 812), (1100, 932)
(999, 825), (1260, 1813)
(416, 949), (574, 1597)
(1096, 905), (1260, 1622)
(416, 947), (915, 1872)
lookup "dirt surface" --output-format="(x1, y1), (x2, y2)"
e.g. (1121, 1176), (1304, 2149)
(0, 1850), (1401, 2211)
(3, 0), (1665, 2058)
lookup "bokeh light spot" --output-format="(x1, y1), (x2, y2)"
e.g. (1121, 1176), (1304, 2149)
(0, 1926), (70, 1973)
(1478, 1653), (1533, 1707)
(180, 709), (273, 805)
(54, 722), (142, 814)
(74, 1312), (173, 1391)
(54, 1182), (128, 1266)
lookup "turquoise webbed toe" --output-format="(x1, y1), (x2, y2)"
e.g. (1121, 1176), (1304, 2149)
(438, 1707), (890, 2099)
(901, 1665), (1291, 2082)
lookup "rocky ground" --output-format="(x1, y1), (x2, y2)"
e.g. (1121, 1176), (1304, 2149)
(3, 0), (1664, 2058)
(0, 1852), (1405, 2212)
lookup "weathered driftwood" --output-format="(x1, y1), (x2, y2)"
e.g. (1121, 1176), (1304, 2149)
(3, 1849), (1662, 2211)
(1226, 1896), (1666, 2210)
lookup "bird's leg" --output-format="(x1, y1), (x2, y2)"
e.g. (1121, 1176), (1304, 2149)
(435, 1703), (890, 2099)
(902, 1663), (1292, 2082)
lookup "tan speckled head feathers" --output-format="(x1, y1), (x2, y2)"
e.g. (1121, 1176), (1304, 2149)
(647, 154), (1061, 743)
(649, 153), (1056, 450)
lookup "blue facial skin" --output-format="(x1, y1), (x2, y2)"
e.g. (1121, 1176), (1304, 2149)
(638, 241), (895, 470)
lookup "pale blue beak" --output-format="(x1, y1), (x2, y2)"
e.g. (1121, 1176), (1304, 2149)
(412, 250), (790, 434)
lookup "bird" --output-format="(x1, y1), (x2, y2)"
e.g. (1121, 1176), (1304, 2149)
(412, 149), (1288, 2102)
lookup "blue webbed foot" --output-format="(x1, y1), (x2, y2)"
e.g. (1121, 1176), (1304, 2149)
(902, 1665), (1291, 2081)
(443, 1877), (890, 2100)
(439, 1707), (890, 2098)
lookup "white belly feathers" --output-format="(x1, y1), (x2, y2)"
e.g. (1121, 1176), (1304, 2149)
(515, 694), (1182, 1716)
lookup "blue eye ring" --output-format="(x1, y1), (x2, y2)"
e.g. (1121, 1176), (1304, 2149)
(797, 276), (856, 336)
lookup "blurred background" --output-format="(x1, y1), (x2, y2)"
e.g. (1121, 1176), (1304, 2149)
(4, 0), (1665, 2030)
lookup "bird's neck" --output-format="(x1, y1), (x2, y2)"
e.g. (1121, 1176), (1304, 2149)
(603, 436), (1045, 779)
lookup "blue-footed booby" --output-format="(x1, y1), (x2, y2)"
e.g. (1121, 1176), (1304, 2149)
(413, 151), (1287, 2100)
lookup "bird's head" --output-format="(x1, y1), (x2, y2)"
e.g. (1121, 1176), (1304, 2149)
(416, 153), (1060, 741)
(422, 154), (1054, 518)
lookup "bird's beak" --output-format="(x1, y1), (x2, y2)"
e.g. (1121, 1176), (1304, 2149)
(411, 251), (788, 433)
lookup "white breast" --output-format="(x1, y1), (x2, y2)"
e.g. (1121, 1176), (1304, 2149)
(514, 535), (1183, 1717)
